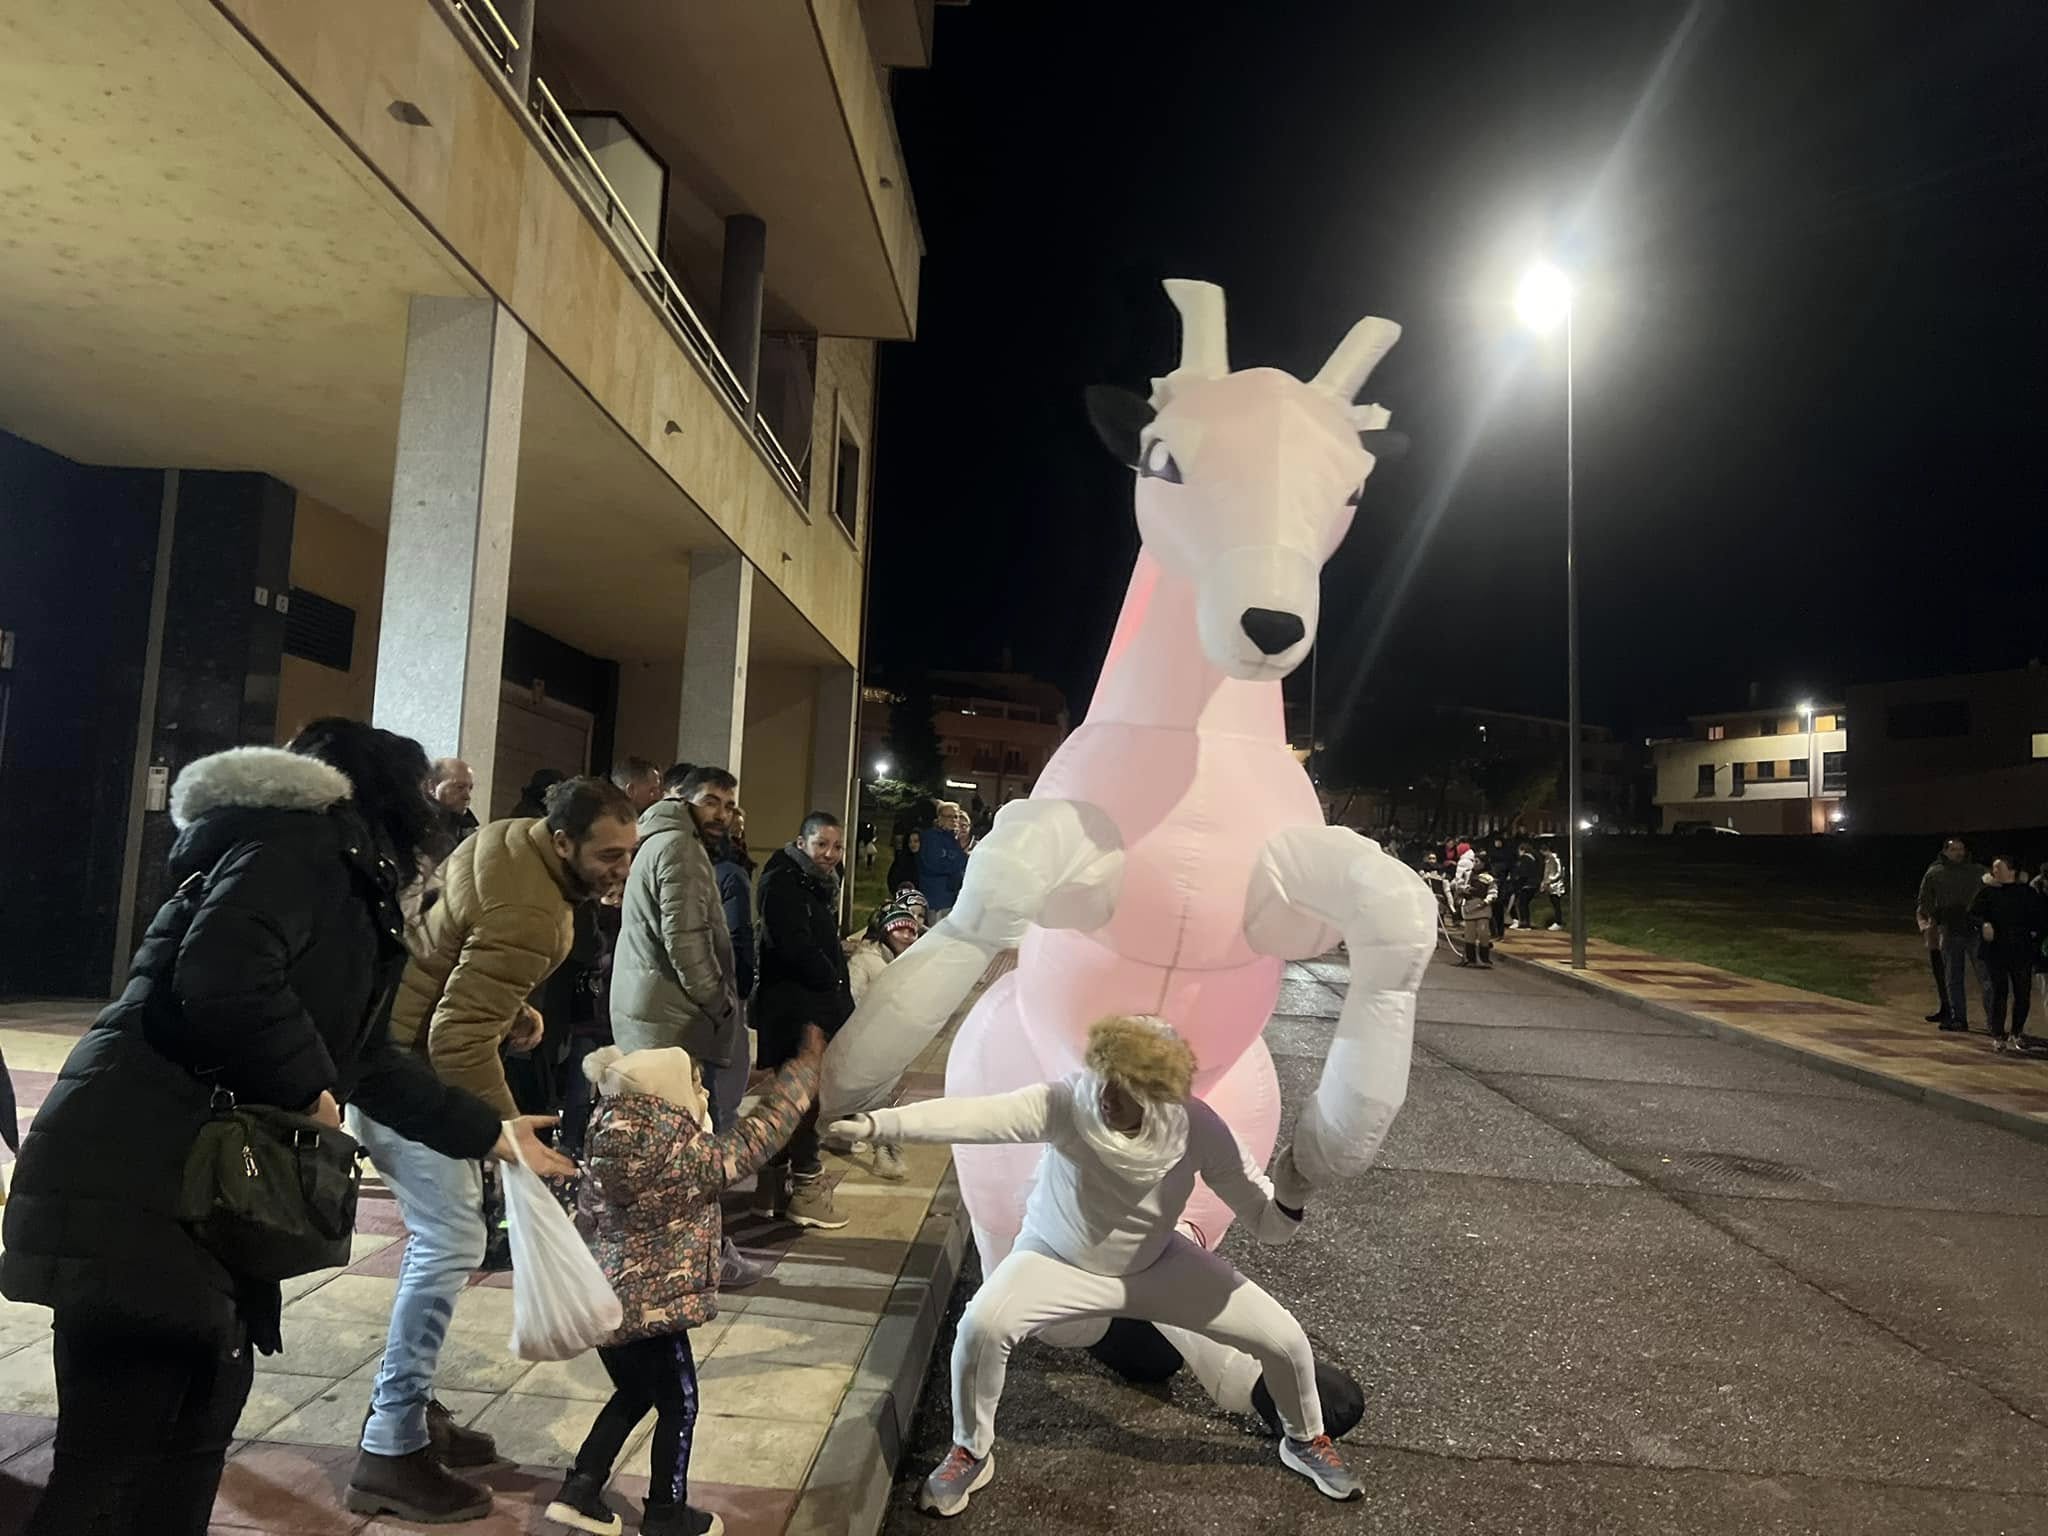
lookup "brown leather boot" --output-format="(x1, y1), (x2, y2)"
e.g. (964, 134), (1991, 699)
(428, 1397), (500, 1469)
(344, 1447), (493, 1524)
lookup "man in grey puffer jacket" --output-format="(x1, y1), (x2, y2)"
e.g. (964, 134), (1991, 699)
(612, 767), (740, 1110)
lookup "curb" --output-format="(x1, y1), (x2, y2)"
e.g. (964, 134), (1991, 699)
(1493, 950), (2048, 1147)
(785, 1163), (969, 1536)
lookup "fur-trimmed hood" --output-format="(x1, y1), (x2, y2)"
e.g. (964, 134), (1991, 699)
(170, 746), (353, 830)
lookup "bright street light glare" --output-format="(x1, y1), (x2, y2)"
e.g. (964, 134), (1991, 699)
(1798, 700), (1814, 715)
(873, 759), (891, 777)
(1515, 261), (1573, 334)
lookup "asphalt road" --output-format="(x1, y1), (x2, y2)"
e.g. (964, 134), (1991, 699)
(878, 954), (2048, 1535)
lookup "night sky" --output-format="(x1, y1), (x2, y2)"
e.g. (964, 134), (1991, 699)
(866, 2), (2048, 746)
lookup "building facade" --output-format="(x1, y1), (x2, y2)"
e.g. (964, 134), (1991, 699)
(859, 672), (1071, 810)
(1651, 704), (1848, 834)
(1844, 667), (2048, 836)
(0, 0), (957, 998)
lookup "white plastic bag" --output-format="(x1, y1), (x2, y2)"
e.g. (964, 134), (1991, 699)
(499, 1134), (622, 1362)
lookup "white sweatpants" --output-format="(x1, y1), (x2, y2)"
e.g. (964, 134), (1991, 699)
(951, 1234), (1323, 1456)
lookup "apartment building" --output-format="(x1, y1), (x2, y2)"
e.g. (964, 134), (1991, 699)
(0, 0), (957, 997)
(1651, 703), (1848, 834)
(859, 672), (1071, 809)
(1844, 667), (2048, 835)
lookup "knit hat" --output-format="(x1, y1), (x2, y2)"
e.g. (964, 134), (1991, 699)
(893, 886), (930, 921)
(583, 1045), (704, 1118)
(872, 900), (922, 942)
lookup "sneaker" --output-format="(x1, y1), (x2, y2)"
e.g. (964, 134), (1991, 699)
(1925, 1011), (1949, 1024)
(1508, 919), (1522, 930)
(640, 1502), (723, 1536)
(872, 1143), (910, 1183)
(427, 1398), (499, 1470)
(544, 1472), (622, 1535)
(785, 1175), (850, 1231)
(719, 1236), (770, 1288)
(750, 1164), (787, 1220)
(1938, 1020), (1967, 1032)
(1279, 1434), (1363, 1501)
(1547, 923), (1562, 931)
(344, 1447), (493, 1523)
(919, 1446), (995, 1517)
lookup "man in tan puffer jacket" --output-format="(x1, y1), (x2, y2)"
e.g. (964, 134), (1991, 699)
(347, 776), (639, 1525)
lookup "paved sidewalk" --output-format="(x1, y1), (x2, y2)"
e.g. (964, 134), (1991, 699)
(0, 983), (989, 1536)
(1495, 929), (2048, 1140)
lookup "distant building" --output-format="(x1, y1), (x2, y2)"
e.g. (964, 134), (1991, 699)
(1845, 667), (2048, 835)
(1651, 703), (1847, 834)
(860, 671), (1071, 810)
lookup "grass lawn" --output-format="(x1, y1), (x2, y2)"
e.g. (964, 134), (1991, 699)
(1578, 842), (1931, 1012)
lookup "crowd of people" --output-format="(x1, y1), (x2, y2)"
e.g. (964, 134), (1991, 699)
(1374, 827), (1568, 966)
(0, 722), (940, 1536)
(1914, 836), (2048, 1053)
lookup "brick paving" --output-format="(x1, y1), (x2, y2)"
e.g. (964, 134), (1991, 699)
(1499, 929), (2048, 1132)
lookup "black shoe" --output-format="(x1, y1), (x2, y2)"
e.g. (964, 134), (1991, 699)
(1925, 1012), (1948, 1024)
(344, 1448), (493, 1524)
(641, 1503), (723, 1536)
(1250, 1357), (1366, 1440)
(427, 1398), (500, 1470)
(545, 1472), (622, 1535)
(1938, 1021), (1967, 1032)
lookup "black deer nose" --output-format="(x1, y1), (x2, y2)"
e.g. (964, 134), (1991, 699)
(1239, 607), (1306, 656)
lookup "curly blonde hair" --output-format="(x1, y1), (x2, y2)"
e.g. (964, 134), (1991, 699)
(1084, 1015), (1197, 1103)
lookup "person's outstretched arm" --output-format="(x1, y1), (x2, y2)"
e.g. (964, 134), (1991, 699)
(1186, 1101), (1303, 1246)
(831, 1082), (1058, 1148)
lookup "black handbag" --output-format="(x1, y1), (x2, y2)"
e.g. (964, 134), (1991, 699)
(148, 868), (366, 1282)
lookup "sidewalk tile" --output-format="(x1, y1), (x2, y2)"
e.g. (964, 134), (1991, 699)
(265, 1381), (494, 1449)
(623, 1410), (825, 1489)
(254, 1316), (386, 1380)
(213, 1442), (360, 1534)
(708, 1315), (873, 1370)
(0, 1342), (54, 1416)
(233, 1372), (335, 1441)
(0, 1412), (53, 1463)
(695, 1358), (852, 1425)
(465, 1390), (628, 1469)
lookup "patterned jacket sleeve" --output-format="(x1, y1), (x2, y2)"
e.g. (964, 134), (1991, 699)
(676, 1059), (819, 1198)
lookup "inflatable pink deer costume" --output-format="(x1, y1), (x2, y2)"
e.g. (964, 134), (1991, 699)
(825, 278), (1436, 1425)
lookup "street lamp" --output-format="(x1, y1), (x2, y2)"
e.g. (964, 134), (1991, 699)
(1517, 259), (1585, 968)
(873, 758), (892, 778)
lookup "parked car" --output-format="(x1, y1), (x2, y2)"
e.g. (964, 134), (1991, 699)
(1669, 821), (1742, 837)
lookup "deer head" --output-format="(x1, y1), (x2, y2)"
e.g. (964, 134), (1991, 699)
(1087, 279), (1403, 682)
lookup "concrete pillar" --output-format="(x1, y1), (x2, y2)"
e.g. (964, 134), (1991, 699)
(808, 664), (859, 829)
(676, 551), (754, 776)
(374, 297), (527, 815)
(503, 0), (536, 96)
(717, 214), (766, 421)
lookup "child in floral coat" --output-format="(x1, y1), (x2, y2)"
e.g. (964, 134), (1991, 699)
(545, 1026), (824, 1536)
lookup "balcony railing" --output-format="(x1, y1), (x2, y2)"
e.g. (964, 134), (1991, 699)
(444, 2), (809, 509)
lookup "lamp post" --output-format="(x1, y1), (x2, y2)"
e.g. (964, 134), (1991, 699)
(1797, 702), (1817, 834)
(1515, 261), (1585, 968)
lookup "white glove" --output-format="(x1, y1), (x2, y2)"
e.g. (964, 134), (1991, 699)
(822, 1113), (876, 1148)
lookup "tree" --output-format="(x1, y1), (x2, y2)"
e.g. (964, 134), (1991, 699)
(883, 672), (945, 794)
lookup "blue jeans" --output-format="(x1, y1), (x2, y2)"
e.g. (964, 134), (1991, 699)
(348, 1109), (486, 1458)
(1940, 922), (1989, 1031)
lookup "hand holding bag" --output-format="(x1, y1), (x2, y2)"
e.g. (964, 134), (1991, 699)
(501, 1130), (622, 1361)
(178, 1088), (362, 1282)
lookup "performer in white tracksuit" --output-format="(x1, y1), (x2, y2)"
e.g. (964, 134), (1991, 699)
(828, 1015), (1362, 1517)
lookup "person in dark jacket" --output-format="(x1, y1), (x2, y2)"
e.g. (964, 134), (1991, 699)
(512, 767), (568, 819)
(1969, 856), (2048, 1052)
(1916, 837), (1991, 1032)
(752, 811), (854, 1231)
(916, 805), (969, 917)
(712, 809), (760, 1122)
(886, 826), (923, 894)
(0, 721), (567, 1536)
(1509, 842), (1542, 931)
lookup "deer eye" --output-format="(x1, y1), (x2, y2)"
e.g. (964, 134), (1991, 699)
(1139, 438), (1183, 484)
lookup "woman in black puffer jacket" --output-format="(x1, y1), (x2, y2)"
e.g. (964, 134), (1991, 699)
(752, 810), (853, 1228)
(0, 720), (557, 1536)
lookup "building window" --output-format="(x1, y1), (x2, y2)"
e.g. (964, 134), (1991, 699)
(1822, 751), (1847, 792)
(1004, 747), (1025, 772)
(1755, 761), (1776, 781)
(1696, 764), (1715, 796)
(1814, 714), (1837, 732)
(1787, 758), (1809, 780)
(973, 745), (998, 771)
(1760, 717), (1778, 736)
(1705, 724), (1726, 741)
(2032, 732), (2048, 760)
(1885, 699), (1969, 739)
(832, 413), (862, 539)
(1731, 762), (1746, 796)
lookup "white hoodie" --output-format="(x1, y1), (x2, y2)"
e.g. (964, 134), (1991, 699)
(864, 1076), (1299, 1276)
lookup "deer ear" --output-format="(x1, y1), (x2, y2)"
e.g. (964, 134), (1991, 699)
(1084, 385), (1155, 470)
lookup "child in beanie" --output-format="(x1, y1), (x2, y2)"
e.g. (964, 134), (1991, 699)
(544, 1027), (825, 1536)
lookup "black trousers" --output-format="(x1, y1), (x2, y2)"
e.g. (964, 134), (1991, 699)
(28, 1324), (254, 1536)
(573, 1331), (700, 1508)
(1984, 949), (2035, 1038)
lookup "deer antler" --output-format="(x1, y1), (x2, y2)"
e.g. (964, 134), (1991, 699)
(1163, 279), (1228, 381)
(1311, 315), (1401, 403)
